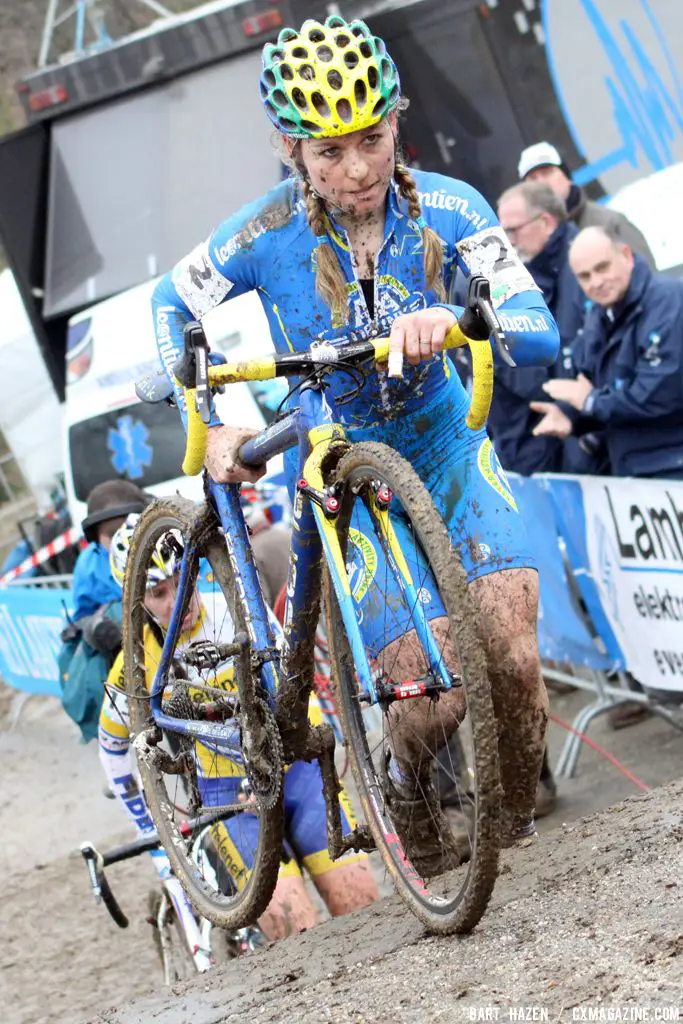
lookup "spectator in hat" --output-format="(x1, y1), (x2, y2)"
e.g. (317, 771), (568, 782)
(518, 142), (655, 268)
(71, 480), (150, 651)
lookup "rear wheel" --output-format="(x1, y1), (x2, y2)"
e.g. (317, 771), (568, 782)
(123, 496), (284, 929)
(325, 443), (501, 934)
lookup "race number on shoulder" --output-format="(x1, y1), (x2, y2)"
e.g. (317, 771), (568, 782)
(455, 226), (540, 307)
(172, 240), (234, 318)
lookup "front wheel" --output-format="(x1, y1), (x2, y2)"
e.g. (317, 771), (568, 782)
(325, 442), (501, 934)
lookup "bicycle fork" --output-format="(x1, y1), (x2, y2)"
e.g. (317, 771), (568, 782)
(154, 876), (213, 977)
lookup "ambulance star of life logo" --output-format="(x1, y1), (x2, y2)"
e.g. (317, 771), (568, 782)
(107, 415), (153, 480)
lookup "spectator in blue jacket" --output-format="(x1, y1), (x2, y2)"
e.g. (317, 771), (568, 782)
(494, 182), (597, 475)
(533, 225), (683, 480)
(72, 480), (150, 651)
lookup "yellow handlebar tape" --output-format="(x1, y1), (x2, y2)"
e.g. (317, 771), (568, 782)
(182, 388), (209, 476)
(179, 327), (495, 474)
(466, 339), (494, 431)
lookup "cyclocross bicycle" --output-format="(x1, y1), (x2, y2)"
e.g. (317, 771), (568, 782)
(81, 829), (264, 984)
(123, 275), (513, 935)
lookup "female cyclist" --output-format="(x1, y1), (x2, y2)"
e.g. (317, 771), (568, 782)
(151, 15), (560, 864)
(99, 516), (378, 940)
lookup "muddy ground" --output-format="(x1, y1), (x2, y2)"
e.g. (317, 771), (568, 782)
(1, 680), (682, 1024)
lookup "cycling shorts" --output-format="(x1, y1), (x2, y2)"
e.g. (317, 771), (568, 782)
(340, 376), (536, 655)
(203, 760), (365, 889)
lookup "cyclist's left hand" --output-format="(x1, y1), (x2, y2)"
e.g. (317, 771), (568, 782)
(389, 308), (457, 367)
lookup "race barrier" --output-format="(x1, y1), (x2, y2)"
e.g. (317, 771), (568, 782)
(0, 525), (84, 585)
(0, 475), (681, 773)
(0, 582), (70, 697)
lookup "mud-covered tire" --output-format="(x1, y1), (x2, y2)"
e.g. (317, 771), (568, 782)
(324, 442), (501, 934)
(123, 495), (284, 929)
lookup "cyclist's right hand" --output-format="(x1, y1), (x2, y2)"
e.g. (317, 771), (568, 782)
(205, 425), (267, 484)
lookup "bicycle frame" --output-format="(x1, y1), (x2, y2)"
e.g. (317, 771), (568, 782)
(146, 381), (457, 763)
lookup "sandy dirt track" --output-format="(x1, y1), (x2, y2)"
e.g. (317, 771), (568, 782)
(91, 780), (683, 1024)
(1, 682), (682, 1024)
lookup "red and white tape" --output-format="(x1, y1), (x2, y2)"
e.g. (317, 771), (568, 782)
(0, 525), (84, 586)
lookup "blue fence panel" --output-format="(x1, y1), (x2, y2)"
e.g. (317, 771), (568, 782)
(0, 586), (71, 696)
(510, 475), (611, 669)
(538, 475), (625, 670)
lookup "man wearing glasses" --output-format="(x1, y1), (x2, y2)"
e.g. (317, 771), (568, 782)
(517, 142), (654, 268)
(494, 181), (596, 478)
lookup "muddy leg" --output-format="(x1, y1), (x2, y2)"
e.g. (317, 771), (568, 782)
(312, 859), (378, 917)
(257, 873), (319, 940)
(469, 567), (548, 840)
(375, 617), (466, 777)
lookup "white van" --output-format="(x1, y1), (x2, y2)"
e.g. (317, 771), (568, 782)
(63, 279), (287, 525)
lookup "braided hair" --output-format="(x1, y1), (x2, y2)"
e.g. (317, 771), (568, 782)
(299, 155), (446, 325)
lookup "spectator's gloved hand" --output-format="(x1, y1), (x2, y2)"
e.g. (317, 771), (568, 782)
(90, 616), (122, 654)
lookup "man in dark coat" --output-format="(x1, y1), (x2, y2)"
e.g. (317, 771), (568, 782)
(518, 142), (655, 268)
(495, 181), (598, 475)
(532, 226), (683, 480)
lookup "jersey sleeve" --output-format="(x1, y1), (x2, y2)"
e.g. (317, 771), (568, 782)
(436, 180), (560, 368)
(152, 191), (278, 427)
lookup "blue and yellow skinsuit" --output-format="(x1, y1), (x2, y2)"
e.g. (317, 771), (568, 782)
(152, 169), (559, 649)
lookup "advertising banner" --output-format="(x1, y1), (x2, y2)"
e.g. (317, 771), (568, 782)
(579, 477), (683, 693)
(0, 586), (70, 697)
(510, 476), (611, 670)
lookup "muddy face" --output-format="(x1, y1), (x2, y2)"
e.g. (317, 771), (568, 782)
(297, 116), (396, 222)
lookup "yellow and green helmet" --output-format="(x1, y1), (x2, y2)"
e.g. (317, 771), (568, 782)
(259, 15), (401, 139)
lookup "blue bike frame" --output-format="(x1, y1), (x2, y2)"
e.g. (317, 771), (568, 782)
(147, 384), (456, 761)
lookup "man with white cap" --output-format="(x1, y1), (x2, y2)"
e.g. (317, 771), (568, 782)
(518, 142), (654, 267)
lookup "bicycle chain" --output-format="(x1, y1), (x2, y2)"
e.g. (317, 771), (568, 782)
(241, 696), (284, 811)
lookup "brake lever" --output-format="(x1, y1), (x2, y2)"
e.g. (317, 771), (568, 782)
(187, 323), (212, 425)
(467, 276), (516, 368)
(171, 321), (213, 424)
(81, 842), (103, 904)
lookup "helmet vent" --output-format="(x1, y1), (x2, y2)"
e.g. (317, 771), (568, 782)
(292, 46), (309, 59)
(317, 44), (334, 62)
(292, 87), (308, 110)
(308, 28), (325, 42)
(367, 66), (378, 90)
(336, 98), (352, 123)
(272, 88), (288, 108)
(354, 79), (367, 108)
(311, 92), (331, 117)
(327, 69), (343, 90)
(335, 34), (350, 48)
(299, 63), (316, 81)
(280, 63), (294, 81)
(343, 51), (359, 68)
(359, 41), (372, 59)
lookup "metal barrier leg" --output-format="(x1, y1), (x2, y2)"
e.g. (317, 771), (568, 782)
(554, 698), (614, 779)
